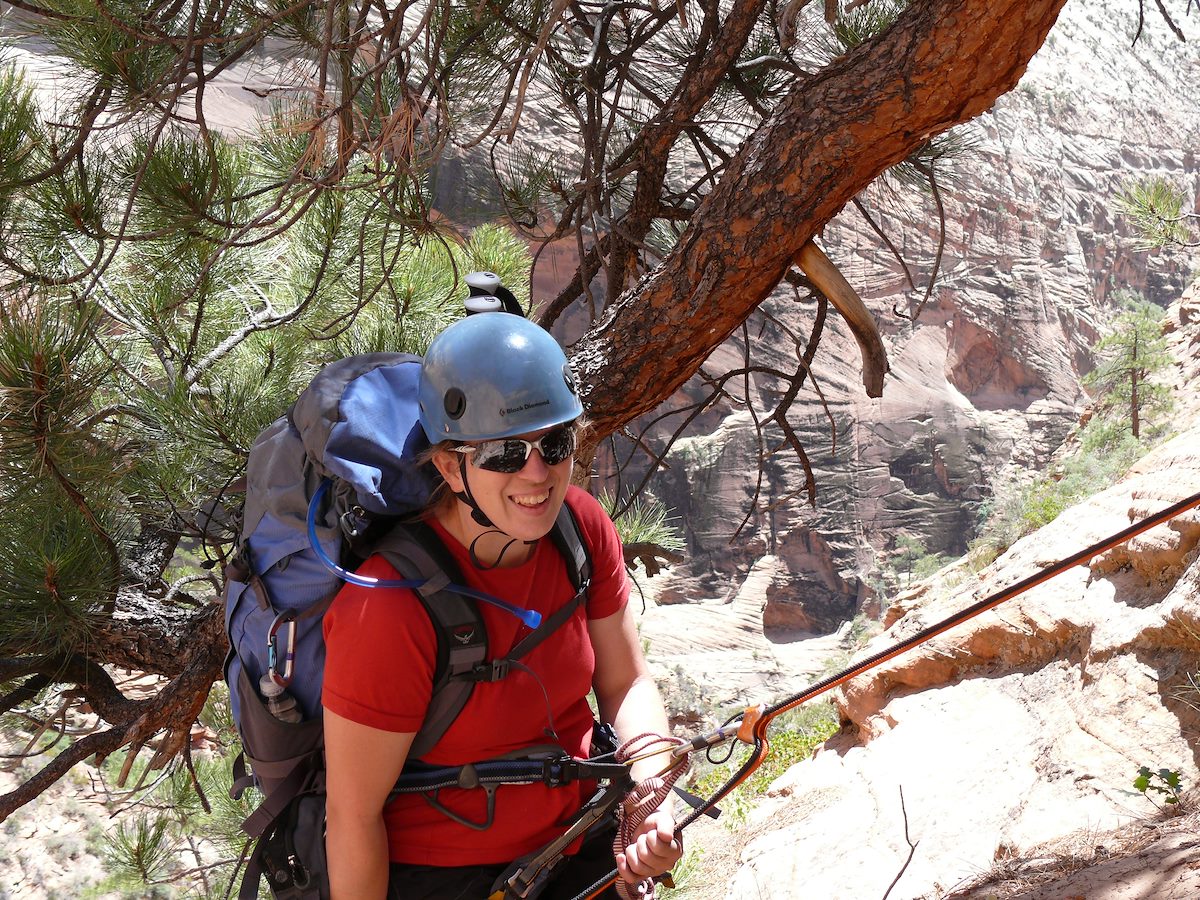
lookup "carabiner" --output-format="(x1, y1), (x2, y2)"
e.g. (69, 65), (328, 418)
(266, 610), (297, 687)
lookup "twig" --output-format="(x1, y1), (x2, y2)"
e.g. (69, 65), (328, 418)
(882, 786), (919, 900)
(1152, 0), (1187, 42)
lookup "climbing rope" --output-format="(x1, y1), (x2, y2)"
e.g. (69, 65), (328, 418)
(612, 734), (688, 900)
(565, 487), (1200, 900)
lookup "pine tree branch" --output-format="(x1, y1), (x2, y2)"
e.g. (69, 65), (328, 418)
(0, 656), (44, 683)
(0, 674), (52, 716)
(0, 604), (225, 822)
(0, 1), (79, 21)
(90, 586), (216, 676)
(538, 234), (612, 328)
(575, 0), (1068, 438)
(0, 727), (125, 821)
(57, 654), (142, 723)
(603, 0), (769, 301)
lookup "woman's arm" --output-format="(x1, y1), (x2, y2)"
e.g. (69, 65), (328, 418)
(324, 708), (416, 900)
(589, 604), (683, 884)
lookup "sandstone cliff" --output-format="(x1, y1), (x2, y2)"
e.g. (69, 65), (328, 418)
(641, 0), (1200, 634)
(636, 254), (1189, 897)
(639, 276), (1200, 899)
(720, 405), (1200, 899)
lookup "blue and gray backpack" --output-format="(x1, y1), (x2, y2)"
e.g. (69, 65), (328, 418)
(222, 347), (591, 899)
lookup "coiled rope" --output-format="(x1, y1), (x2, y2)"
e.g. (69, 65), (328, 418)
(612, 734), (688, 900)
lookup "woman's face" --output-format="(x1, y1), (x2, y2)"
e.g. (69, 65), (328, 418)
(432, 423), (575, 546)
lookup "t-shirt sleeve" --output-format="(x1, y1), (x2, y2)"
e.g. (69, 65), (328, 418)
(321, 555), (437, 733)
(567, 487), (629, 621)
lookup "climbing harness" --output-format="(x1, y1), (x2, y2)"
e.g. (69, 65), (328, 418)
(479, 732), (690, 900)
(556, 488), (1200, 900)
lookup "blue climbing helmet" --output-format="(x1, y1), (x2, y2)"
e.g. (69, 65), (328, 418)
(418, 313), (584, 443)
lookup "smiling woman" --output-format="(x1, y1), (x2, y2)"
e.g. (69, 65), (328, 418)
(321, 312), (681, 900)
(434, 422), (577, 556)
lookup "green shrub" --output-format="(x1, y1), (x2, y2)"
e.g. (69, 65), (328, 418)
(1133, 766), (1183, 809)
(971, 416), (1156, 559)
(686, 702), (839, 825)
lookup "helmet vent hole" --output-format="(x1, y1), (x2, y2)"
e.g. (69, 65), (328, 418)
(444, 388), (467, 420)
(563, 365), (578, 395)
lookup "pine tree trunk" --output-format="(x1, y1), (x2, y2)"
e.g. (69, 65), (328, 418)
(1131, 331), (1141, 439)
(575, 0), (1068, 438)
(1131, 373), (1141, 439)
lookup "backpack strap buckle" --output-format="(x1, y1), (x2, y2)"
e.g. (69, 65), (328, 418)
(471, 659), (510, 682)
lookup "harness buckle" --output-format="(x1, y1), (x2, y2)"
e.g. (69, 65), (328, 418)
(540, 756), (632, 788)
(541, 756), (576, 787)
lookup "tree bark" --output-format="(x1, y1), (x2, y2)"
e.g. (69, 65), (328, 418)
(573, 0), (1068, 436)
(90, 587), (213, 676)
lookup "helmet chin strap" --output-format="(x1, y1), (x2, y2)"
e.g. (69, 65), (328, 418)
(453, 458), (540, 570)
(455, 457), (495, 528)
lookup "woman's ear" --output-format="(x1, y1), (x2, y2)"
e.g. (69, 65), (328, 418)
(430, 448), (465, 492)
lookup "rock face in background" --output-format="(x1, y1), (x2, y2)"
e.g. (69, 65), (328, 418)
(724, 412), (1200, 899)
(637, 0), (1200, 634)
(640, 281), (1200, 896)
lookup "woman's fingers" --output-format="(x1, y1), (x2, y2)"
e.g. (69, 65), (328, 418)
(615, 811), (683, 882)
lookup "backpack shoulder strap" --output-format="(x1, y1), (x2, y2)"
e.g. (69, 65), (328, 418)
(504, 502), (592, 663)
(547, 500), (591, 593)
(368, 521), (488, 760)
(366, 504), (593, 760)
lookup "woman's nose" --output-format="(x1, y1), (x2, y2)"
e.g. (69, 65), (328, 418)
(517, 447), (550, 478)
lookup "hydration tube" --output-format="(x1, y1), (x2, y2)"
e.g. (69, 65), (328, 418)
(305, 479), (542, 628)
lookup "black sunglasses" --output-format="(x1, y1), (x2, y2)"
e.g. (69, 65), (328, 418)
(451, 424), (577, 473)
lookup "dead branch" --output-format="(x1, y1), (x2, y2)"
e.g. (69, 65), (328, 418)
(0, 604), (225, 822)
(623, 542), (687, 577)
(882, 785), (920, 900)
(795, 240), (889, 397)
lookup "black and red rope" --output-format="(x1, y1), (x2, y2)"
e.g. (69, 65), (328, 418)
(567, 488), (1200, 900)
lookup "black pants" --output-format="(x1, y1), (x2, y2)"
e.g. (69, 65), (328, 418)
(387, 828), (619, 900)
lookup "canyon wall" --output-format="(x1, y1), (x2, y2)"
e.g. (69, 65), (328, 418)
(637, 0), (1200, 634)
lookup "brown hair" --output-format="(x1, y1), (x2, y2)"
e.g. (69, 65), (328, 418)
(418, 441), (458, 519)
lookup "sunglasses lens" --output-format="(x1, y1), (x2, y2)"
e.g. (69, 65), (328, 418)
(473, 440), (529, 473)
(469, 426), (577, 473)
(538, 426), (576, 465)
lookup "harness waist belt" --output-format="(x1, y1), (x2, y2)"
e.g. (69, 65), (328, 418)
(393, 754), (630, 794)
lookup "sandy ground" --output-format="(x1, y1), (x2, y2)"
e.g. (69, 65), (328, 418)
(943, 803), (1200, 900)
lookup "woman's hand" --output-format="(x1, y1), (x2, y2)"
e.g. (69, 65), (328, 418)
(614, 808), (683, 884)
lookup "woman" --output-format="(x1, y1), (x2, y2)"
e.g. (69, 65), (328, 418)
(321, 312), (682, 899)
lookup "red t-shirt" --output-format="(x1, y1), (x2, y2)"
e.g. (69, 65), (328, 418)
(322, 486), (628, 866)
